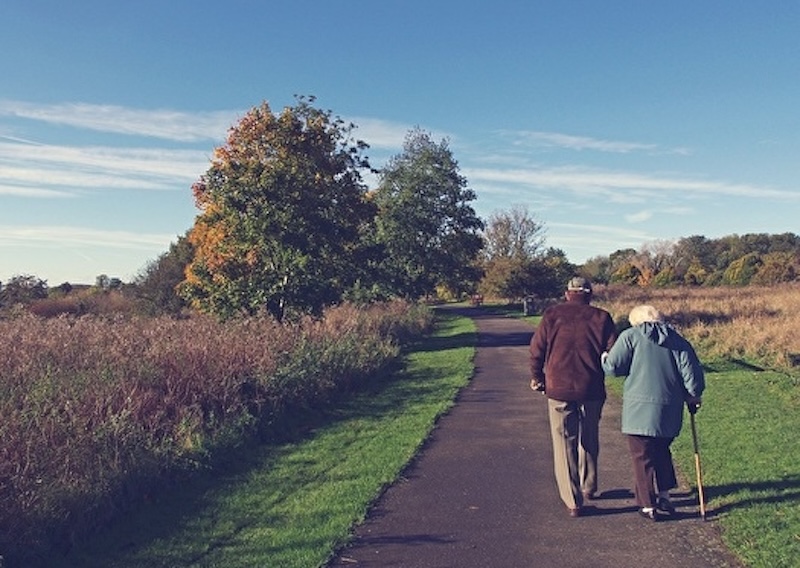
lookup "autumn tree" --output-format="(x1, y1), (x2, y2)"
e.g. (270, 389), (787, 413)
(180, 97), (376, 320)
(478, 205), (561, 299)
(481, 205), (546, 262)
(373, 128), (484, 299)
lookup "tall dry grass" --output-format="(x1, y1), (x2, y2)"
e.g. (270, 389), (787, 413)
(596, 283), (800, 370)
(0, 300), (433, 565)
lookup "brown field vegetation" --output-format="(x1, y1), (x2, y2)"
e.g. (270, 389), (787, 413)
(0, 301), (433, 565)
(595, 283), (800, 371)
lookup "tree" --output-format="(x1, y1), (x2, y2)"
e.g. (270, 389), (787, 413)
(373, 128), (484, 299)
(722, 253), (761, 286)
(180, 97), (376, 320)
(478, 206), (569, 300)
(481, 205), (546, 262)
(0, 274), (48, 307)
(134, 233), (195, 315)
(751, 251), (798, 285)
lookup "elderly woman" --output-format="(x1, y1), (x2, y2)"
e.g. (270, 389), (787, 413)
(602, 305), (704, 521)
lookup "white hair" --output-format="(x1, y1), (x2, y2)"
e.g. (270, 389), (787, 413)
(628, 304), (663, 326)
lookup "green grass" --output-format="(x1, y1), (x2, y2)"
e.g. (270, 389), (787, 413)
(607, 359), (800, 568)
(50, 310), (476, 568)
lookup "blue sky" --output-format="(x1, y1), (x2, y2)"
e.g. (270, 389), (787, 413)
(2, 1), (799, 285)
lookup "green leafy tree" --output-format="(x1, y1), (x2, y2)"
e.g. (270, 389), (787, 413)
(373, 128), (484, 299)
(751, 251), (798, 285)
(722, 253), (762, 286)
(0, 274), (48, 307)
(180, 97), (376, 320)
(581, 255), (612, 285)
(479, 205), (545, 299)
(134, 233), (195, 315)
(610, 262), (642, 285)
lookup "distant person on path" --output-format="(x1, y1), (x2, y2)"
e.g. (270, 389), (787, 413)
(529, 276), (617, 517)
(602, 304), (705, 522)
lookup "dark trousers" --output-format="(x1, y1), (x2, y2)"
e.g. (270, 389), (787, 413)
(626, 434), (677, 508)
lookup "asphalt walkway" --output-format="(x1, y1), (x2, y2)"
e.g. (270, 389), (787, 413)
(329, 307), (743, 568)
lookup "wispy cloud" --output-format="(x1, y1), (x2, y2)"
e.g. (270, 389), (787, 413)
(0, 225), (174, 249)
(626, 210), (653, 223)
(547, 221), (657, 257)
(465, 165), (800, 201)
(0, 140), (208, 196)
(0, 100), (238, 142)
(505, 130), (690, 155)
(347, 117), (413, 149)
(0, 183), (74, 198)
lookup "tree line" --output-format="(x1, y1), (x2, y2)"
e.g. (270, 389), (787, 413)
(2, 97), (799, 317)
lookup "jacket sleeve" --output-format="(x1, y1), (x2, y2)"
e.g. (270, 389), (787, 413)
(602, 330), (633, 376)
(529, 318), (548, 383)
(603, 313), (618, 352)
(678, 340), (705, 398)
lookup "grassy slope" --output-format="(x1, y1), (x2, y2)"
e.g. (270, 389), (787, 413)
(670, 362), (800, 568)
(51, 310), (476, 568)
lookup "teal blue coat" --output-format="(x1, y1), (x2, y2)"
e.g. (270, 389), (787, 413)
(602, 322), (705, 438)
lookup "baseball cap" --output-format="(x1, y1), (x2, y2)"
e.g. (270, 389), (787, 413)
(566, 277), (592, 292)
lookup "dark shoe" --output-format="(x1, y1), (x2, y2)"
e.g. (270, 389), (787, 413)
(569, 507), (582, 518)
(656, 497), (676, 515)
(638, 508), (660, 522)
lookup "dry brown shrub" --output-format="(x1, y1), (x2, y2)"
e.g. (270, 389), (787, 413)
(0, 300), (432, 564)
(594, 283), (800, 369)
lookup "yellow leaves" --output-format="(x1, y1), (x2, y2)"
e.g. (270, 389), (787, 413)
(187, 217), (234, 272)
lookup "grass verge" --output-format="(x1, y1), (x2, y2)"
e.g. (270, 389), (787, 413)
(49, 309), (476, 568)
(606, 359), (800, 568)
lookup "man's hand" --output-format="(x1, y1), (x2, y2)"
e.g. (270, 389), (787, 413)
(530, 379), (545, 394)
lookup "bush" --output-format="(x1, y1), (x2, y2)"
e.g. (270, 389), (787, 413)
(0, 300), (432, 565)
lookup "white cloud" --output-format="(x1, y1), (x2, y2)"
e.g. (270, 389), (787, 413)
(506, 130), (690, 155)
(0, 100), (237, 142)
(0, 183), (74, 198)
(465, 165), (800, 201)
(626, 210), (653, 223)
(0, 141), (208, 195)
(347, 117), (412, 149)
(0, 225), (174, 249)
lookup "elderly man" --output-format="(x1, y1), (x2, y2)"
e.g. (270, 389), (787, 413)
(529, 277), (617, 517)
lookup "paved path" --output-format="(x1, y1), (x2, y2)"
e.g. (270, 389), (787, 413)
(329, 307), (743, 568)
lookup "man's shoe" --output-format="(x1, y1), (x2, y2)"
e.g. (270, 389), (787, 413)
(638, 507), (660, 522)
(656, 497), (676, 515)
(582, 491), (596, 501)
(568, 507), (582, 518)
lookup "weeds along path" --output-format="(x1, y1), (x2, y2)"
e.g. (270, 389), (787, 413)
(42, 310), (477, 568)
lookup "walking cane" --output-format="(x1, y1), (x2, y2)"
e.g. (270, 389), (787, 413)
(689, 405), (707, 521)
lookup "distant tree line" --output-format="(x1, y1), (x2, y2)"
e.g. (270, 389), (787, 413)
(581, 232), (800, 287)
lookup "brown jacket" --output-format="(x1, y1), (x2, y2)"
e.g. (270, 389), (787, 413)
(529, 297), (617, 402)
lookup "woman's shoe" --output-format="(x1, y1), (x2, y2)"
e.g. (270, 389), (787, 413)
(638, 507), (660, 522)
(656, 497), (676, 515)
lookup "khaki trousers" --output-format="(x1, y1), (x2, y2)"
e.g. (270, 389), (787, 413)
(547, 398), (604, 509)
